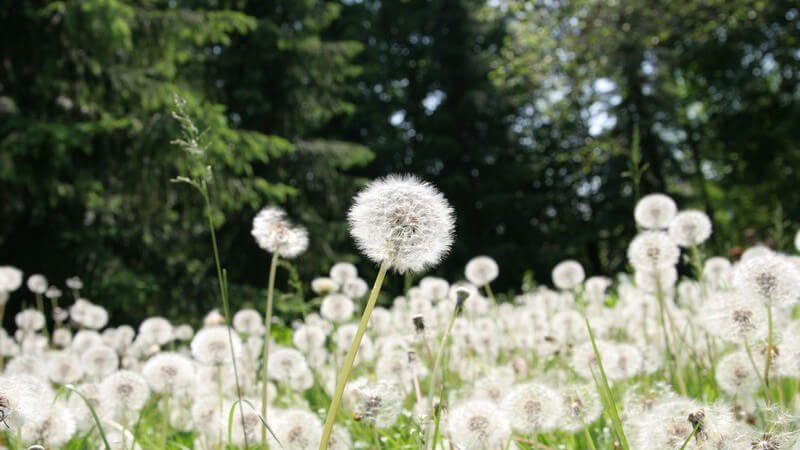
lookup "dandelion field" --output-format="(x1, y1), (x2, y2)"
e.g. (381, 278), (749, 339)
(3, 105), (800, 450)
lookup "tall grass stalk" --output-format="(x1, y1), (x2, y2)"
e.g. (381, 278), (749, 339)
(58, 384), (112, 450)
(319, 261), (389, 450)
(171, 97), (249, 448)
(584, 318), (630, 450)
(261, 251), (280, 447)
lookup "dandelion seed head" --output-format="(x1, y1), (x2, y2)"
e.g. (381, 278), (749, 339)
(348, 174), (455, 274)
(320, 293), (355, 322)
(584, 276), (612, 303)
(26, 274), (47, 295)
(142, 352), (195, 394)
(47, 351), (83, 385)
(501, 383), (564, 434)
(101, 370), (150, 414)
(342, 277), (369, 299)
(634, 193), (677, 229)
(627, 231), (680, 271)
(20, 402), (76, 448)
(15, 309), (45, 333)
(329, 262), (358, 284)
(668, 209), (712, 247)
(139, 317), (173, 346)
(311, 277), (340, 296)
(448, 399), (511, 450)
(551, 260), (585, 291)
(251, 207), (309, 259)
(465, 256), (499, 286)
(80, 345), (118, 378)
(0, 266), (23, 292)
(191, 326), (242, 365)
(734, 254), (800, 308)
(715, 351), (760, 395)
(233, 309), (264, 336)
(65, 276), (83, 290)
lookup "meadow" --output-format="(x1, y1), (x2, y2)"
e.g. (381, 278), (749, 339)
(2, 117), (800, 450)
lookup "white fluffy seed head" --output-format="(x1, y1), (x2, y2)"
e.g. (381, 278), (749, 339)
(733, 254), (800, 308)
(311, 277), (340, 296)
(584, 276), (612, 303)
(502, 383), (565, 434)
(233, 309), (264, 336)
(703, 256), (732, 288)
(15, 309), (45, 332)
(668, 209), (712, 247)
(251, 206), (309, 259)
(715, 351), (759, 395)
(634, 193), (677, 229)
(344, 377), (403, 428)
(191, 326), (243, 365)
(347, 174), (455, 274)
(551, 260), (585, 291)
(20, 402), (76, 447)
(465, 256), (499, 286)
(329, 262), (358, 284)
(448, 399), (511, 450)
(320, 293), (355, 322)
(142, 352), (195, 394)
(139, 317), (173, 346)
(627, 231), (680, 271)
(101, 370), (150, 414)
(342, 277), (369, 299)
(0, 266), (23, 292)
(47, 352), (84, 385)
(80, 345), (119, 378)
(26, 274), (48, 294)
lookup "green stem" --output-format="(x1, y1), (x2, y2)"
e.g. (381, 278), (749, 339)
(484, 283), (496, 303)
(161, 396), (170, 450)
(35, 292), (50, 341)
(425, 302), (461, 450)
(581, 416), (597, 450)
(201, 185), (248, 449)
(678, 422), (700, 450)
(765, 303), (774, 391)
(744, 336), (771, 404)
(319, 261), (389, 450)
(261, 251), (279, 447)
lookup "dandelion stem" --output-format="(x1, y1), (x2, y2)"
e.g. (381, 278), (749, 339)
(425, 297), (461, 450)
(678, 422), (700, 450)
(744, 336), (771, 404)
(261, 251), (279, 447)
(764, 303), (774, 392)
(161, 395), (170, 450)
(319, 261), (388, 450)
(580, 416), (597, 450)
(34, 292), (50, 341)
(484, 283), (496, 303)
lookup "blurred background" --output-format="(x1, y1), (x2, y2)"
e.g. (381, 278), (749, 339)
(1, 0), (799, 325)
